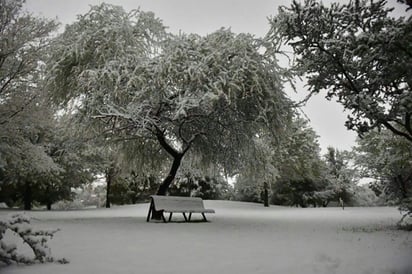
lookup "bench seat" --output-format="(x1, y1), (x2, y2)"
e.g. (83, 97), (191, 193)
(146, 195), (215, 222)
(161, 209), (216, 213)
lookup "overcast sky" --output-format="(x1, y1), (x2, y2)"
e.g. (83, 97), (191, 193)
(24, 0), (405, 154)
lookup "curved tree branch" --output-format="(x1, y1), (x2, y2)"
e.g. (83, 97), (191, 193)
(154, 126), (180, 158)
(381, 120), (412, 142)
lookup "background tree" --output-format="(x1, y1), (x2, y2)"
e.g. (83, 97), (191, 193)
(0, 111), (98, 210)
(36, 121), (98, 210)
(168, 174), (233, 200)
(268, 0), (412, 142)
(354, 129), (412, 220)
(109, 173), (160, 205)
(102, 148), (121, 209)
(232, 115), (330, 207)
(0, 0), (60, 209)
(0, 88), (64, 210)
(47, 4), (292, 201)
(271, 115), (327, 207)
(350, 184), (380, 207)
(168, 153), (234, 200)
(234, 175), (264, 203)
(234, 130), (282, 205)
(0, 0), (58, 125)
(323, 147), (357, 206)
(102, 138), (166, 207)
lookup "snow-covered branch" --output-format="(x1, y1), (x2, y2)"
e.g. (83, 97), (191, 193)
(0, 214), (68, 265)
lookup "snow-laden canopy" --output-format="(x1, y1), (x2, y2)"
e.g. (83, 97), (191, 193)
(268, 0), (412, 142)
(47, 3), (292, 194)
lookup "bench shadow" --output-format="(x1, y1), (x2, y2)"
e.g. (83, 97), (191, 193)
(148, 218), (211, 224)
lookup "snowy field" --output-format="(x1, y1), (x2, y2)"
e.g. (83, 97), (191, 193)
(1, 200), (411, 274)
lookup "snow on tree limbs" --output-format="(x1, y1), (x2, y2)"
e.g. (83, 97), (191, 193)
(268, 0), (412, 142)
(47, 3), (293, 194)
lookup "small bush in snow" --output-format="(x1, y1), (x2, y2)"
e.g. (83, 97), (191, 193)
(398, 198), (412, 231)
(0, 214), (67, 265)
(53, 199), (85, 210)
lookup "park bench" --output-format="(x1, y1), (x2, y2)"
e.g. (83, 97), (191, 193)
(146, 195), (215, 223)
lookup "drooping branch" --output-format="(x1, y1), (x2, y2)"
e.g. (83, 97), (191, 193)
(0, 95), (37, 125)
(182, 131), (204, 154)
(0, 59), (25, 96)
(381, 120), (412, 143)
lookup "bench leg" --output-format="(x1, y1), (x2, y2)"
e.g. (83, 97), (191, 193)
(188, 213), (192, 222)
(161, 212), (167, 223)
(202, 213), (208, 222)
(182, 213), (188, 222)
(146, 200), (154, 222)
(168, 212), (173, 222)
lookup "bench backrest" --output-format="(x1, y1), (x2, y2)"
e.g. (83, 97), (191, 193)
(151, 195), (206, 211)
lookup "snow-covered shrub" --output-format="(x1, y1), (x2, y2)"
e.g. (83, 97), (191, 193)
(398, 197), (412, 230)
(0, 214), (67, 265)
(234, 178), (264, 204)
(351, 185), (380, 207)
(53, 199), (84, 210)
(0, 203), (8, 209)
(170, 174), (234, 201)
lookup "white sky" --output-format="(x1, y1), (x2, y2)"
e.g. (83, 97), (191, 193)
(24, 0), (407, 154)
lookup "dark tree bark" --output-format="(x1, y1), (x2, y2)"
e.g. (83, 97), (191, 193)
(151, 154), (184, 220)
(23, 181), (32, 210)
(263, 182), (269, 207)
(105, 164), (116, 208)
(154, 127), (190, 196)
(151, 127), (192, 220)
(45, 185), (52, 210)
(156, 154), (183, 195)
(396, 175), (408, 199)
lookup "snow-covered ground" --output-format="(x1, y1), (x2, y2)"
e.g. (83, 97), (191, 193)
(1, 200), (411, 274)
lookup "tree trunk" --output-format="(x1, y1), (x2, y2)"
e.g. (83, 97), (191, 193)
(105, 166), (114, 208)
(23, 182), (32, 211)
(396, 175), (408, 199)
(151, 154), (183, 220)
(46, 185), (52, 210)
(157, 154), (183, 195)
(263, 182), (269, 207)
(151, 127), (193, 220)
